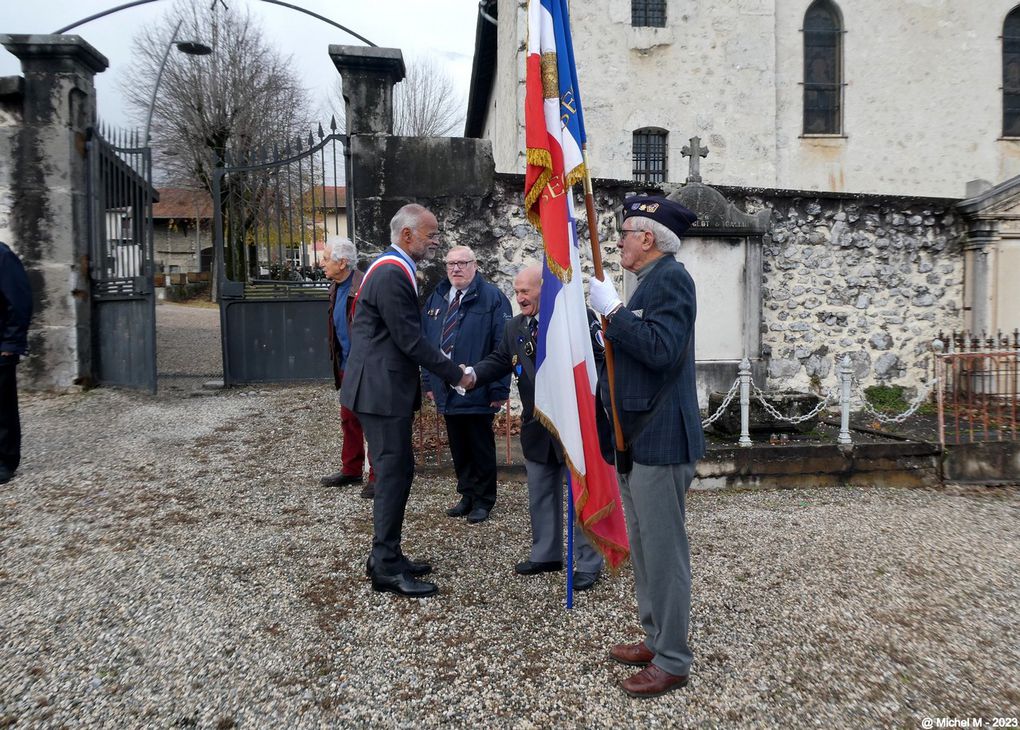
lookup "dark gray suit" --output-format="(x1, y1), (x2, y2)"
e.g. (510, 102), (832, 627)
(604, 253), (704, 678)
(473, 313), (603, 573)
(341, 255), (463, 576)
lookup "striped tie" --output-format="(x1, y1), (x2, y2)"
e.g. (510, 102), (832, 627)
(440, 289), (463, 356)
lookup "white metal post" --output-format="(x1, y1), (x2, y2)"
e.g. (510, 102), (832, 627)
(739, 357), (752, 447)
(838, 355), (853, 445)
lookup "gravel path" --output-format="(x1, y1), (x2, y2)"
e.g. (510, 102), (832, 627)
(156, 301), (222, 394)
(1, 383), (1018, 728)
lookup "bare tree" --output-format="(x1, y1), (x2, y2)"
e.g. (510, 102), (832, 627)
(123, 1), (315, 284)
(331, 54), (465, 137)
(123, 1), (312, 192)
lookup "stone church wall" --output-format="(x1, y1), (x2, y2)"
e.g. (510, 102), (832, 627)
(483, 0), (1020, 197)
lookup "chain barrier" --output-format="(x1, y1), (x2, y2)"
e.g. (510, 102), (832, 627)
(751, 382), (838, 424)
(701, 377), (740, 428)
(698, 367), (938, 430)
(852, 378), (938, 424)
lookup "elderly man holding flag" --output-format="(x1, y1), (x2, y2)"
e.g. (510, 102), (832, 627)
(524, 0), (702, 699)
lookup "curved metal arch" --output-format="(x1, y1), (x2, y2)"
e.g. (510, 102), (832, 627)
(53, 0), (376, 47)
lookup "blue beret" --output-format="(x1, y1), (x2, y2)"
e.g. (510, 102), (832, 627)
(622, 196), (698, 238)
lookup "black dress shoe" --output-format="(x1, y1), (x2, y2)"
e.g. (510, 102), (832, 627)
(467, 507), (489, 524)
(515, 560), (563, 575)
(446, 499), (471, 517)
(359, 482), (375, 499)
(320, 471), (362, 487)
(573, 571), (599, 591)
(366, 556), (433, 578)
(0, 465), (11, 485)
(371, 572), (438, 598)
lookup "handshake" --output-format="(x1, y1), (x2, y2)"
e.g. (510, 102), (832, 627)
(454, 365), (477, 395)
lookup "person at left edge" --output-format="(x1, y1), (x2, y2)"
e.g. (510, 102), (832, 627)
(422, 245), (511, 525)
(340, 204), (475, 599)
(0, 241), (32, 486)
(319, 235), (376, 499)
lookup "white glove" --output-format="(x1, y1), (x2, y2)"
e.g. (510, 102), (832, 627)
(588, 275), (622, 317)
(453, 366), (475, 396)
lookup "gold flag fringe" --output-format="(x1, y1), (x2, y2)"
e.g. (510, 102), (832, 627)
(524, 147), (553, 230)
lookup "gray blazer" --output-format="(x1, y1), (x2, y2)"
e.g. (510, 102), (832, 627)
(340, 258), (462, 417)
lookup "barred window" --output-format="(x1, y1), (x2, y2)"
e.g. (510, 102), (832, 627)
(633, 128), (668, 183)
(803, 0), (843, 135)
(1005, 8), (1020, 136)
(632, 0), (666, 28)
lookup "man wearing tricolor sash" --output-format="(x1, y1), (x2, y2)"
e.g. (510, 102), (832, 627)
(341, 204), (476, 599)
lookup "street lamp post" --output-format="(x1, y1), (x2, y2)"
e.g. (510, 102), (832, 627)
(143, 22), (211, 294)
(144, 18), (211, 145)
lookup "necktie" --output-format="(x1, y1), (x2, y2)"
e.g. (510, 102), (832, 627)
(529, 317), (538, 342)
(440, 289), (463, 356)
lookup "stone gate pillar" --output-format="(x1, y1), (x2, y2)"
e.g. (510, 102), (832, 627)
(330, 46), (405, 247)
(0, 34), (108, 389)
(328, 44), (493, 261)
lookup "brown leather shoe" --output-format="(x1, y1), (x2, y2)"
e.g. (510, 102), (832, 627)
(610, 641), (654, 667)
(620, 664), (689, 698)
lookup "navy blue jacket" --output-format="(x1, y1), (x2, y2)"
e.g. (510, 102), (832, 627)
(0, 242), (32, 357)
(422, 274), (511, 415)
(604, 255), (705, 465)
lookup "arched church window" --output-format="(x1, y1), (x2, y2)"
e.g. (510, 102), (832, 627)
(1004, 7), (1020, 136)
(803, 0), (844, 135)
(633, 128), (668, 183)
(632, 0), (666, 28)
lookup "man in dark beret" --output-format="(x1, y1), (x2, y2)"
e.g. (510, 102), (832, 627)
(587, 195), (705, 698)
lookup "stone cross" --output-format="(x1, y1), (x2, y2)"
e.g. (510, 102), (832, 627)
(682, 136), (709, 183)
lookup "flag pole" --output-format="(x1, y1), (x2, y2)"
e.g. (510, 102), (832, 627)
(581, 147), (627, 455)
(566, 471), (575, 610)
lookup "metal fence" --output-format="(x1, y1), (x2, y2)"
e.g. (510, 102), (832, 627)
(935, 330), (1020, 445)
(86, 124), (157, 392)
(213, 120), (347, 384)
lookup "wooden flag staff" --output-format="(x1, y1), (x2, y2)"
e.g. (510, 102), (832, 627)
(581, 147), (627, 456)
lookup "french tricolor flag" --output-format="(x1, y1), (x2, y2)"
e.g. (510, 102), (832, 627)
(524, 0), (629, 570)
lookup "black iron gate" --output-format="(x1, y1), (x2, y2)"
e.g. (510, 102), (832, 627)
(85, 126), (157, 392)
(213, 121), (348, 385)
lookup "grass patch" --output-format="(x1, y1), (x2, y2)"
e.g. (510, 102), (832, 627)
(863, 385), (936, 415)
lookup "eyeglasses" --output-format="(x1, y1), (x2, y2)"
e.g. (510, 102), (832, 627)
(446, 260), (476, 269)
(620, 228), (645, 237)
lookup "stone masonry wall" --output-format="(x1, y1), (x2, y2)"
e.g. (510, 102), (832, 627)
(394, 175), (964, 397)
(729, 189), (966, 393)
(404, 173), (656, 308)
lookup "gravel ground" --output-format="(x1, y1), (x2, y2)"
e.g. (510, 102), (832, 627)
(5, 302), (1020, 728)
(156, 301), (223, 394)
(1, 380), (1018, 729)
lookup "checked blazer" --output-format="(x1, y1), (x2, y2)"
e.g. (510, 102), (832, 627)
(604, 254), (705, 465)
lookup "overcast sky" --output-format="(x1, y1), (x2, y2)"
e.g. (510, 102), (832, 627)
(0, 0), (479, 131)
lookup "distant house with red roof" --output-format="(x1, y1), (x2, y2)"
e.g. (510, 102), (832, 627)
(152, 188), (214, 274)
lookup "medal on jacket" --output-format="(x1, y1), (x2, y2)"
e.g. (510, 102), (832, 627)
(512, 353), (522, 378)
